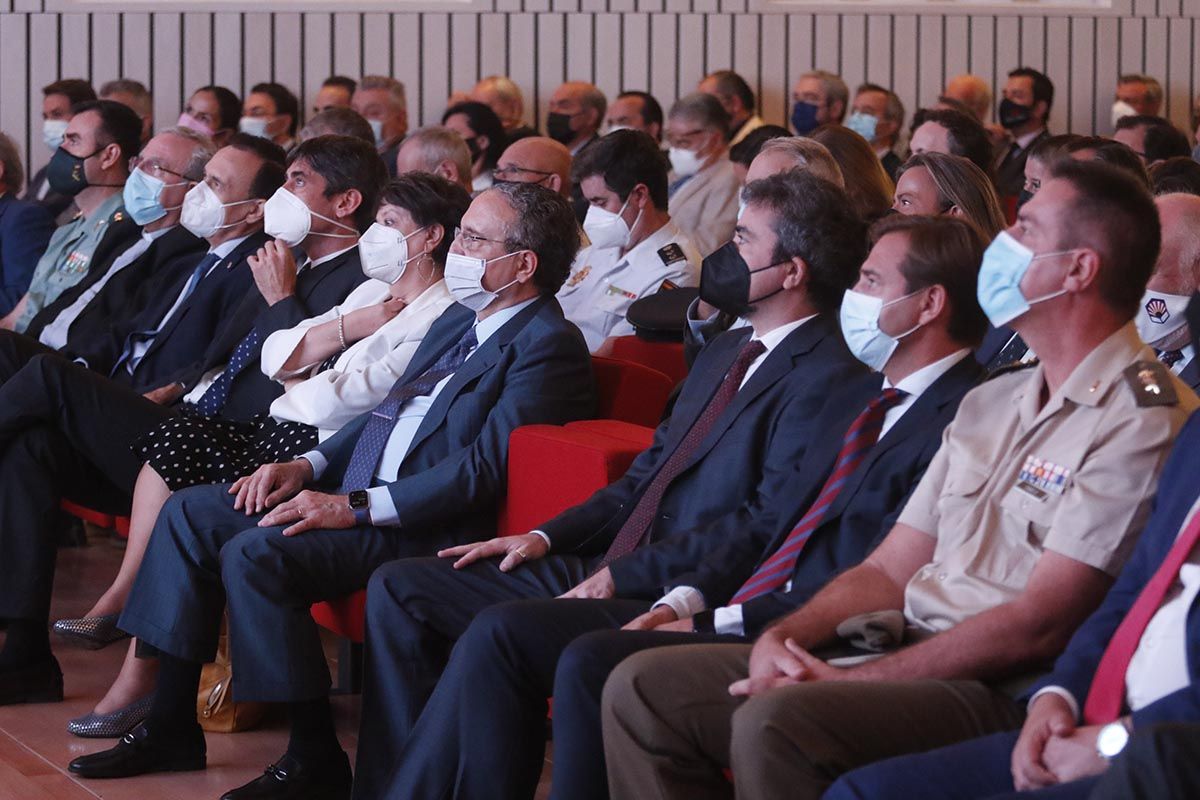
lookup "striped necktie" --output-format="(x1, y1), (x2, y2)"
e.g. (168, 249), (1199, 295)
(729, 387), (907, 605)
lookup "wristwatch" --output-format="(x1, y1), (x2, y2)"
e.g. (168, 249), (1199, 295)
(348, 490), (371, 526)
(1096, 719), (1131, 761)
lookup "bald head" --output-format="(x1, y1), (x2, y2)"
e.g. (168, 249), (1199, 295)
(496, 137), (572, 197)
(1152, 193), (1200, 296)
(548, 82), (606, 146)
(395, 126), (473, 192)
(943, 74), (992, 122)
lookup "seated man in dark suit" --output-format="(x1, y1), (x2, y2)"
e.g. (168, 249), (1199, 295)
(368, 213), (990, 800)
(0, 134), (379, 707)
(825, 406), (1200, 800)
(67, 182), (597, 800)
(350, 170), (871, 799)
(0, 133), (55, 317)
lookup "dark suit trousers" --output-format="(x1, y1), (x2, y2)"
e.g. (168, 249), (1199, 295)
(352, 555), (592, 800)
(0, 328), (55, 385)
(0, 353), (174, 621)
(1089, 723), (1200, 800)
(824, 730), (1098, 800)
(118, 483), (449, 703)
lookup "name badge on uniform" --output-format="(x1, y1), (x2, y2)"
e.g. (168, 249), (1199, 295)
(565, 265), (591, 288)
(657, 243), (686, 266)
(605, 283), (637, 300)
(1016, 455), (1070, 500)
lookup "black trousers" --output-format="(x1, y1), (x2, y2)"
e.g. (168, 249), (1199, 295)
(118, 482), (467, 705)
(0, 328), (56, 385)
(0, 353), (174, 621)
(351, 554), (594, 799)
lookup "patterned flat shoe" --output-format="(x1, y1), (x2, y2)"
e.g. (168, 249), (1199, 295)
(68, 694), (153, 738)
(52, 614), (130, 649)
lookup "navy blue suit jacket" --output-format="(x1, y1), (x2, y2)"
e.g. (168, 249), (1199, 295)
(1030, 410), (1200, 727)
(541, 313), (867, 569)
(0, 194), (55, 318)
(314, 295), (596, 540)
(1180, 358), (1200, 393)
(164, 242), (367, 421)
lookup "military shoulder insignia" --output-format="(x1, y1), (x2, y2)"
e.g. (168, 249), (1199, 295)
(1123, 360), (1178, 407)
(565, 265), (592, 288)
(111, 211), (124, 222)
(658, 243), (686, 266)
(985, 359), (1038, 381)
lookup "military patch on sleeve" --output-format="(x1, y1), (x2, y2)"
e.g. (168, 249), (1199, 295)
(658, 243), (686, 266)
(1123, 360), (1179, 407)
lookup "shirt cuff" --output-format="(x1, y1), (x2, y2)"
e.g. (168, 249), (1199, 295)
(531, 530), (551, 549)
(300, 451), (328, 481)
(714, 605), (745, 637)
(366, 485), (400, 527)
(652, 586), (707, 620)
(1029, 686), (1081, 721)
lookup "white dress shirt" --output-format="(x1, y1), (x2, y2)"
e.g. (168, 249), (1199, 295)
(260, 278), (454, 439)
(1031, 494), (1200, 720)
(39, 227), (172, 350)
(183, 243), (351, 403)
(301, 297), (538, 527)
(659, 348), (972, 634)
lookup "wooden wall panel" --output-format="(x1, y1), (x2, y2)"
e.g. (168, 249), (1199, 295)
(2, 2), (1199, 172)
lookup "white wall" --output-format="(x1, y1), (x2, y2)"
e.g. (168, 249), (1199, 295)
(1, 0), (1197, 177)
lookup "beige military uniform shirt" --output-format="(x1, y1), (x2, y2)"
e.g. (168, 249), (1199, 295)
(898, 323), (1199, 633)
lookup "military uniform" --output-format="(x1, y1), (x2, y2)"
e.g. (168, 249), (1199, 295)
(556, 220), (700, 351)
(14, 194), (128, 333)
(601, 323), (1199, 800)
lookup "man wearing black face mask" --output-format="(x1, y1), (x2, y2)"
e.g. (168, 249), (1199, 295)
(1, 100), (141, 334)
(546, 81), (606, 222)
(995, 67), (1054, 201)
(345, 169), (867, 799)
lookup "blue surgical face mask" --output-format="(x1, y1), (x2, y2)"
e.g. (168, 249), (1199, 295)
(791, 101), (821, 135)
(840, 287), (925, 372)
(977, 231), (1075, 328)
(846, 111), (879, 143)
(123, 167), (188, 226)
(367, 118), (385, 148)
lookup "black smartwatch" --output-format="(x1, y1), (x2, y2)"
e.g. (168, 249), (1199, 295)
(348, 490), (371, 525)
(691, 609), (716, 634)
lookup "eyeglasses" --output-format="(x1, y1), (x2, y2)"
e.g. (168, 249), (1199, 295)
(454, 227), (511, 250)
(492, 164), (555, 182)
(130, 155), (198, 183)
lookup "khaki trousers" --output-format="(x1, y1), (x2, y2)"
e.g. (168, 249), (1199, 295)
(601, 643), (1026, 800)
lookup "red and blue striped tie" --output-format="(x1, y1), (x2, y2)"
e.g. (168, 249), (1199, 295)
(729, 387), (907, 605)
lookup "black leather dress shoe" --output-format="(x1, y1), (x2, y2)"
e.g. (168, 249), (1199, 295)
(221, 751), (352, 800)
(0, 656), (63, 705)
(68, 721), (206, 778)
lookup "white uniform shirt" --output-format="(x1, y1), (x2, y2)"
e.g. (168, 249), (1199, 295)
(557, 221), (700, 351)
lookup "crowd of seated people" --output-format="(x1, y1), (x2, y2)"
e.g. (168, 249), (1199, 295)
(2, 61), (1200, 800)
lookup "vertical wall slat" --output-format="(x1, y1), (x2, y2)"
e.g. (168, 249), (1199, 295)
(1044, 16), (1070, 134)
(450, 12), (479, 92)
(968, 15), (994, 91)
(943, 15), (969, 80)
(731, 12), (758, 102)
(1, 13), (29, 173)
(301, 12), (331, 119)
(122, 13), (152, 87)
(1068, 15), (1095, 136)
(786, 14), (815, 125)
(182, 12), (213, 100)
(994, 16), (1020, 122)
(814, 15), (838, 72)
(151, 13), (182, 136)
(620, 13), (648, 91)
(478, 14), (508, 82)
(565, 12), (593, 84)
(1120, 16), (1144, 74)
(865, 15), (892, 90)
(361, 13), (391, 77)
(704, 13), (731, 72)
(759, 11), (787, 126)
(1019, 15), (1047, 72)
(650, 13), (676, 103)
(1096, 17), (1121, 132)
(1167, 17), (1192, 130)
(839, 15), (867, 94)
(392, 13), (421, 126)
(535, 11), (565, 123)
(891, 15), (918, 117)
(678, 14), (706, 109)
(917, 15), (944, 112)
(420, 13), (450, 127)
(211, 12), (242, 98)
(60, 14), (90, 79)
(506, 13), (536, 125)
(333, 12), (362, 81)
(592, 13), (620, 101)
(90, 13), (120, 89)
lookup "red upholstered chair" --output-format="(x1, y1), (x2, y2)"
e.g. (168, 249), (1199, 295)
(607, 336), (689, 385)
(60, 500), (129, 539)
(590, 355), (673, 428)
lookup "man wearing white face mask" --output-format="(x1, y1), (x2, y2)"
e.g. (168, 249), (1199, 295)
(1136, 193), (1200, 392)
(559, 129), (701, 351)
(239, 82), (300, 152)
(352, 76), (409, 178)
(664, 93), (741, 258)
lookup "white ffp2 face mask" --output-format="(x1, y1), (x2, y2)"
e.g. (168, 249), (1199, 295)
(263, 187), (359, 246)
(359, 222), (429, 284)
(239, 116), (272, 139)
(1135, 289), (1191, 348)
(582, 196), (641, 251)
(668, 147), (704, 178)
(444, 250), (523, 313)
(180, 181), (258, 239)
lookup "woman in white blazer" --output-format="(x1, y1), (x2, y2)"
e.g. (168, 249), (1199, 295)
(56, 174), (471, 738)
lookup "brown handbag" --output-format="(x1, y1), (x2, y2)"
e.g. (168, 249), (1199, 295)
(197, 616), (268, 733)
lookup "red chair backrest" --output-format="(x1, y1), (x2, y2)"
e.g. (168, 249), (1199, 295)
(607, 336), (689, 385)
(590, 355), (674, 428)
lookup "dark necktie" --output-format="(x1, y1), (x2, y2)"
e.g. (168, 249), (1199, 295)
(1158, 349), (1184, 368)
(194, 328), (262, 417)
(1083, 508), (1200, 724)
(730, 388), (908, 605)
(598, 338), (768, 567)
(338, 324), (479, 492)
(109, 252), (220, 377)
(988, 332), (1029, 373)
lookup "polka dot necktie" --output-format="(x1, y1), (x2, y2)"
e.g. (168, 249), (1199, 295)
(193, 328), (262, 418)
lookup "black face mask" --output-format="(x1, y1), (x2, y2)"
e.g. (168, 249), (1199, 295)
(545, 112), (576, 145)
(1016, 188), (1034, 212)
(46, 146), (100, 197)
(465, 136), (483, 162)
(998, 98), (1034, 130)
(699, 240), (785, 318)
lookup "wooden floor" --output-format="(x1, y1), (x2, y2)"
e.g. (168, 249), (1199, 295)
(0, 529), (553, 799)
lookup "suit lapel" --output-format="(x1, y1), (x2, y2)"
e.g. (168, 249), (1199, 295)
(657, 328), (751, 457)
(297, 246), (355, 303)
(1180, 357), (1200, 393)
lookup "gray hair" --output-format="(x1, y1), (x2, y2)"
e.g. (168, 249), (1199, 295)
(489, 181), (580, 293)
(1119, 73), (1164, 106)
(802, 70), (850, 114)
(0, 131), (24, 192)
(757, 137), (844, 187)
(668, 92), (732, 134)
(404, 126), (473, 187)
(579, 84), (608, 123)
(359, 75), (407, 110)
(301, 107), (375, 146)
(99, 78), (153, 118)
(158, 125), (216, 181)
